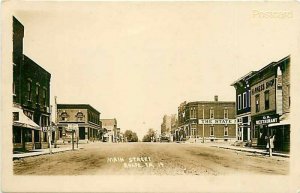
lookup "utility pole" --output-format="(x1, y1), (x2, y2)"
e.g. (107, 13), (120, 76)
(54, 96), (58, 148)
(267, 125), (272, 157)
(49, 105), (53, 154)
(202, 105), (205, 143)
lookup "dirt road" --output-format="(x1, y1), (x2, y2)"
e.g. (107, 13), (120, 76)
(13, 142), (289, 175)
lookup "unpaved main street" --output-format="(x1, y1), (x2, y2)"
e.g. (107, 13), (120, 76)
(14, 142), (289, 175)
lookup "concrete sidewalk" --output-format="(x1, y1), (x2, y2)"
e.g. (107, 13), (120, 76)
(13, 146), (81, 160)
(208, 143), (290, 158)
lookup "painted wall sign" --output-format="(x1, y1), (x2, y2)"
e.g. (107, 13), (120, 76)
(198, 119), (237, 124)
(255, 114), (279, 125)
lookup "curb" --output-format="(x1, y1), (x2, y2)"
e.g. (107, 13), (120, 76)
(13, 148), (81, 160)
(212, 146), (290, 158)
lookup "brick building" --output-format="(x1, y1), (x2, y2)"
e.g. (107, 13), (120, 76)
(176, 96), (236, 142)
(56, 104), (101, 143)
(231, 71), (256, 142)
(246, 56), (290, 151)
(101, 118), (117, 142)
(12, 16), (52, 151)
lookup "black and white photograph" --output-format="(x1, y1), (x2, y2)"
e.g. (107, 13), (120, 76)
(1, 1), (300, 192)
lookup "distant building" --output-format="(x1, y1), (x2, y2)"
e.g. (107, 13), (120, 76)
(161, 115), (172, 136)
(246, 56), (290, 151)
(176, 96), (236, 142)
(231, 71), (256, 142)
(12, 16), (52, 151)
(56, 104), (101, 143)
(101, 118), (117, 142)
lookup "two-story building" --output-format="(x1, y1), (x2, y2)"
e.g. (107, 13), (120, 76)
(101, 118), (117, 142)
(177, 96), (236, 142)
(246, 56), (290, 151)
(12, 16), (51, 151)
(56, 104), (101, 143)
(231, 71), (256, 142)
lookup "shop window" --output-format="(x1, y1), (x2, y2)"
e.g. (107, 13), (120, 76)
(264, 90), (270, 110)
(255, 94), (260, 113)
(13, 127), (21, 143)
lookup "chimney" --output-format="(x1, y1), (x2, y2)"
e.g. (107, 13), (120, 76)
(214, 95), (218, 102)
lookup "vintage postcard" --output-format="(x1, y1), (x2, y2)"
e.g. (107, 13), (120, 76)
(1, 1), (300, 192)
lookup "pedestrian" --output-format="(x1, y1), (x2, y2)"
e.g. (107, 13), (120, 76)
(266, 134), (275, 151)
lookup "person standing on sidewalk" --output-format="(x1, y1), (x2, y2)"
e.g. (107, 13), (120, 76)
(266, 134), (275, 152)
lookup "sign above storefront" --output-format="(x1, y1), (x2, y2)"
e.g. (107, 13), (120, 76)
(255, 114), (279, 125)
(198, 119), (237, 124)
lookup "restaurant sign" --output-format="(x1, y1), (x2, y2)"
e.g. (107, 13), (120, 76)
(198, 119), (237, 124)
(255, 114), (279, 125)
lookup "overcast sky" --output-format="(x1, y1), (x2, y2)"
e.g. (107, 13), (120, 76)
(13, 2), (297, 139)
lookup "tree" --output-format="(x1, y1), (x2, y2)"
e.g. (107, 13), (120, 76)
(124, 130), (138, 142)
(142, 128), (156, 142)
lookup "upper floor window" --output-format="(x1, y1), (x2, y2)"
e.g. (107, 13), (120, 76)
(27, 80), (32, 101)
(264, 90), (270, 110)
(76, 111), (84, 122)
(224, 109), (228, 119)
(243, 92), (247, 109)
(43, 88), (47, 107)
(248, 90), (251, 107)
(255, 94), (260, 113)
(13, 82), (16, 96)
(210, 109), (214, 119)
(238, 94), (241, 110)
(36, 84), (40, 104)
(13, 112), (19, 121)
(190, 107), (196, 119)
(61, 112), (68, 121)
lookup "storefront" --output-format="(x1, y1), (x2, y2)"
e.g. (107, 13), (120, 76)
(13, 106), (41, 151)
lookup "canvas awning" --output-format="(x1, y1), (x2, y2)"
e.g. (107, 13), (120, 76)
(268, 120), (290, 127)
(13, 107), (41, 130)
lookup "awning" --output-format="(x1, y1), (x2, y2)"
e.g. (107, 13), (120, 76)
(269, 120), (290, 127)
(13, 107), (41, 130)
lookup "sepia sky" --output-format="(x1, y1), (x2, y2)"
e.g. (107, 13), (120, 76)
(12, 2), (298, 139)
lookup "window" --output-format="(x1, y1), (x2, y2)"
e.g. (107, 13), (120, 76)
(243, 92), (247, 109)
(13, 112), (19, 121)
(224, 109), (228, 119)
(27, 81), (32, 101)
(190, 107), (196, 119)
(264, 91), (270, 110)
(248, 90), (251, 107)
(76, 111), (84, 122)
(224, 126), (228, 136)
(36, 84), (40, 104)
(210, 109), (214, 119)
(210, 126), (214, 136)
(43, 88), (47, 106)
(13, 82), (16, 96)
(238, 94), (241, 110)
(255, 94), (260, 113)
(61, 112), (68, 121)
